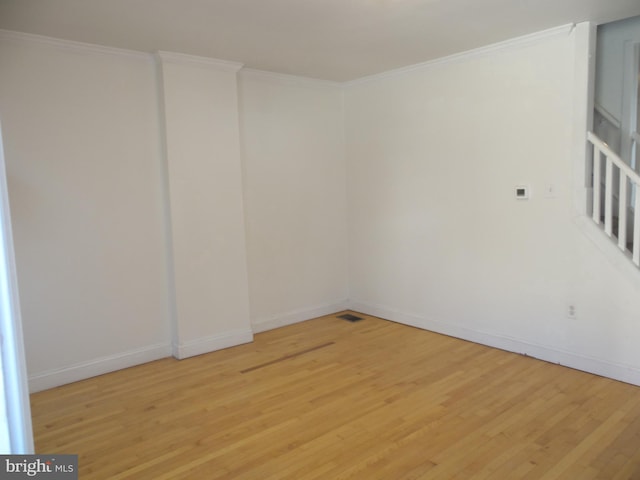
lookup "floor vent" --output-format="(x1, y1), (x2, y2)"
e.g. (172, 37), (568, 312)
(337, 313), (363, 322)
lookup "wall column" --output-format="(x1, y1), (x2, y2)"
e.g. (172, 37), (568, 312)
(157, 52), (252, 359)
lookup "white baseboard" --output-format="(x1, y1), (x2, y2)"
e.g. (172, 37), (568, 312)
(349, 300), (640, 387)
(251, 301), (349, 333)
(173, 329), (253, 359)
(28, 343), (172, 393)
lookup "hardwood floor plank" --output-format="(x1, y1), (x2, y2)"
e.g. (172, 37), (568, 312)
(30, 312), (640, 479)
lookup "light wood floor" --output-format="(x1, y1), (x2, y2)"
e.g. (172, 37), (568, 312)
(31, 312), (640, 479)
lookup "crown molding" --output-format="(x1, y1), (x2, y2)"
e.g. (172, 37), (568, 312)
(0, 29), (150, 60)
(156, 51), (243, 72)
(240, 68), (342, 89)
(345, 23), (576, 87)
(1, 22), (580, 87)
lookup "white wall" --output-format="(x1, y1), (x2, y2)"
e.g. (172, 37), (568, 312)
(239, 71), (348, 331)
(345, 26), (640, 385)
(158, 53), (253, 358)
(0, 33), (171, 391)
(2, 20), (640, 392)
(595, 15), (640, 123)
(0, 31), (348, 390)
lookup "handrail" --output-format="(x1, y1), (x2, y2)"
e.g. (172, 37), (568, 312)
(587, 130), (640, 267)
(587, 131), (640, 186)
(594, 103), (621, 129)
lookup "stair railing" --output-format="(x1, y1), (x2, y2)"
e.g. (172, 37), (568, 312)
(587, 131), (640, 267)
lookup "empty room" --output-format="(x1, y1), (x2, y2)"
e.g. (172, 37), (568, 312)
(1, 0), (640, 478)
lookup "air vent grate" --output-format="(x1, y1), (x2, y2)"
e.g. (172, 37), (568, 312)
(337, 313), (363, 322)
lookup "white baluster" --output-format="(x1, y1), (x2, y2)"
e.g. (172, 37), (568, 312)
(592, 145), (601, 224)
(587, 131), (640, 269)
(618, 174), (627, 251)
(604, 157), (613, 237)
(634, 187), (640, 267)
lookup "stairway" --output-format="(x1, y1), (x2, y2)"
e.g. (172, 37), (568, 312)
(598, 214), (634, 252)
(587, 131), (640, 268)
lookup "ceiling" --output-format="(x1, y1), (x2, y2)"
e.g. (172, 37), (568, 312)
(0, 0), (639, 82)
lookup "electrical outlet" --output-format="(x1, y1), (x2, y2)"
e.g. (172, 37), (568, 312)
(567, 304), (576, 319)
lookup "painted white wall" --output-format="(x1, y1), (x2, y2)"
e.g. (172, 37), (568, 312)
(0, 31), (345, 389)
(0, 33), (171, 391)
(158, 53), (253, 358)
(345, 25), (640, 385)
(595, 15), (640, 122)
(2, 19), (640, 393)
(239, 71), (348, 331)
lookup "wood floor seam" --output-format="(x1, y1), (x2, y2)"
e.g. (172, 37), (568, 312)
(239, 341), (336, 374)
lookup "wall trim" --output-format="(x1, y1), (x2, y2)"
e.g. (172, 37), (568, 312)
(572, 22), (596, 217)
(240, 68), (342, 89)
(0, 24), (575, 87)
(0, 29), (150, 60)
(157, 51), (243, 72)
(28, 343), (171, 393)
(251, 301), (349, 333)
(173, 329), (253, 360)
(349, 300), (640, 387)
(345, 23), (575, 87)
